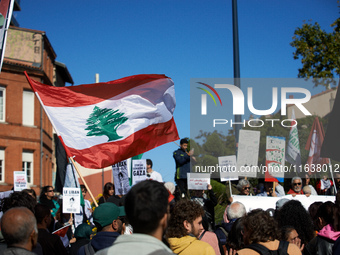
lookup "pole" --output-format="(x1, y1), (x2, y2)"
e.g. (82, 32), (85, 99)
(329, 159), (337, 194)
(232, 0), (242, 153)
(69, 157), (98, 207)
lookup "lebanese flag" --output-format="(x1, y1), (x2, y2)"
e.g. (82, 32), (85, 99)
(25, 72), (179, 169)
(305, 117), (329, 174)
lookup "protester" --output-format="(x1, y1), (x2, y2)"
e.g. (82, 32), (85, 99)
(304, 174), (318, 195)
(256, 182), (281, 197)
(303, 186), (312, 197)
(305, 202), (340, 255)
(98, 182), (115, 205)
(39, 186), (59, 218)
(281, 226), (304, 251)
(1, 207), (38, 255)
(166, 200), (215, 255)
(236, 179), (253, 196)
(145, 159), (163, 182)
(77, 202), (125, 255)
(331, 173), (340, 195)
(34, 204), (68, 255)
(287, 177), (304, 195)
(22, 189), (38, 201)
(226, 218), (245, 252)
(316, 176), (333, 195)
(96, 180), (174, 255)
(199, 230), (221, 255)
(308, 201), (323, 232)
(237, 209), (301, 255)
(191, 184), (217, 231)
(54, 204), (73, 249)
(69, 223), (92, 255)
(173, 138), (195, 199)
(74, 185), (93, 228)
(276, 200), (315, 246)
(215, 201), (246, 253)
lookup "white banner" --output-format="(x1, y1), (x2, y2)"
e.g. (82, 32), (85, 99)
(232, 194), (335, 212)
(132, 159), (147, 185)
(63, 187), (80, 214)
(218, 155), (238, 181)
(187, 173), (210, 190)
(237, 130), (260, 178)
(13, 171), (27, 191)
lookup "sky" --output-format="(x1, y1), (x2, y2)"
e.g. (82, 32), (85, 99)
(16, 0), (339, 183)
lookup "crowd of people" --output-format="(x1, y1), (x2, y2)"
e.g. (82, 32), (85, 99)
(0, 177), (340, 255)
(0, 137), (340, 254)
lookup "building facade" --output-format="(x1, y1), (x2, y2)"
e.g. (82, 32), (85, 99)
(0, 26), (73, 194)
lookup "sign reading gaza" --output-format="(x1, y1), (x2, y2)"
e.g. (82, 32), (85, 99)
(199, 83), (312, 128)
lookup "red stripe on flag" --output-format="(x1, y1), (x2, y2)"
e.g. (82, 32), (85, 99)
(25, 72), (171, 107)
(64, 118), (179, 169)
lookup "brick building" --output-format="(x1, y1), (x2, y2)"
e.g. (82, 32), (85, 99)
(0, 25), (73, 194)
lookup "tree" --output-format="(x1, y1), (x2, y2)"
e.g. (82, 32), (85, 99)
(291, 16), (340, 87)
(85, 106), (128, 141)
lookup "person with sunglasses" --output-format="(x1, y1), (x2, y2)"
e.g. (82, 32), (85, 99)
(287, 177), (304, 195)
(236, 179), (253, 196)
(39, 185), (60, 218)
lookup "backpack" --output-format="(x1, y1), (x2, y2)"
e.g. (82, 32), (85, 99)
(246, 240), (289, 255)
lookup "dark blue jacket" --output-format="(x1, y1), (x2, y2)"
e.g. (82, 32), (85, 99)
(77, 231), (120, 255)
(173, 148), (191, 179)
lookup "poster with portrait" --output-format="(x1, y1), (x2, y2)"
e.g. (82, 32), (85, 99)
(112, 160), (130, 195)
(63, 187), (80, 214)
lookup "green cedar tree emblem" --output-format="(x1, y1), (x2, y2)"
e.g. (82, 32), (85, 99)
(85, 106), (128, 141)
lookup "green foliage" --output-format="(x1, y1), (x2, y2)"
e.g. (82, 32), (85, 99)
(291, 16), (340, 87)
(85, 106), (128, 141)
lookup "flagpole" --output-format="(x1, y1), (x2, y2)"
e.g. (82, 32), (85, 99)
(329, 159), (337, 194)
(69, 157), (98, 207)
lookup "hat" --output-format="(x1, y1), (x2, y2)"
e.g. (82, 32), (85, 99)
(93, 202), (125, 228)
(275, 198), (289, 210)
(74, 223), (92, 240)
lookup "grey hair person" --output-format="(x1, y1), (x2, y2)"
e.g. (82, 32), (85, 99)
(227, 202), (246, 220)
(291, 176), (302, 185)
(236, 179), (250, 192)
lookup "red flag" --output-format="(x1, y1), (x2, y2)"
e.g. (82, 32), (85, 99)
(25, 72), (179, 169)
(52, 224), (70, 237)
(305, 117), (329, 174)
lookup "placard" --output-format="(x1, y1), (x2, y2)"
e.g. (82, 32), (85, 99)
(63, 187), (80, 214)
(187, 173), (210, 190)
(132, 159), (147, 185)
(13, 171), (27, 191)
(218, 155), (238, 181)
(266, 136), (286, 179)
(112, 160), (130, 195)
(237, 130), (260, 178)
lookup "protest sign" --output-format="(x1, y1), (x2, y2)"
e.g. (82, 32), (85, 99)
(237, 130), (260, 178)
(63, 187), (80, 213)
(187, 173), (210, 190)
(13, 171), (27, 191)
(218, 155), (238, 181)
(112, 160), (130, 195)
(266, 136), (286, 180)
(132, 159), (147, 185)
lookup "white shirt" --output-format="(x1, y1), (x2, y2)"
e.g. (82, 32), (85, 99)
(146, 170), (163, 182)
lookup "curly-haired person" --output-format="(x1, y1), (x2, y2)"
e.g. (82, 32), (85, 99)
(276, 200), (315, 246)
(237, 209), (301, 255)
(166, 200), (215, 255)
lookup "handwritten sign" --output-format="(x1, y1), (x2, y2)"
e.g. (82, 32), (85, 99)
(218, 155), (238, 181)
(63, 187), (80, 214)
(13, 171), (27, 191)
(187, 173), (210, 190)
(266, 136), (286, 179)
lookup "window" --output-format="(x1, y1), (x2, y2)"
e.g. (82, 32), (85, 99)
(22, 90), (34, 126)
(0, 87), (5, 122)
(22, 152), (33, 185)
(0, 149), (4, 182)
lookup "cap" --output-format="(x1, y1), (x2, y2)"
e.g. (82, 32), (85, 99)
(93, 202), (125, 228)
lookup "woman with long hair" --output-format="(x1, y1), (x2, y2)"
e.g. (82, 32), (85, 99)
(98, 182), (115, 205)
